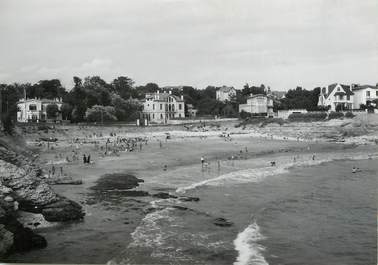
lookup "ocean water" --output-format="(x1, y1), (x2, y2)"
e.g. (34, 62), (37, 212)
(110, 151), (378, 265)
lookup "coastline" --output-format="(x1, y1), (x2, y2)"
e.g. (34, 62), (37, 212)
(2, 119), (378, 264)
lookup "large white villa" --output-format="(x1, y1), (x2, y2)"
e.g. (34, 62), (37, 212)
(142, 91), (185, 124)
(239, 93), (274, 117)
(17, 98), (63, 123)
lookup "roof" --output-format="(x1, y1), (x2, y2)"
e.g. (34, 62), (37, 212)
(325, 83), (354, 98)
(352, 85), (377, 91)
(217, 86), (235, 93)
(17, 98), (62, 104)
(248, 93), (273, 99)
(145, 92), (184, 102)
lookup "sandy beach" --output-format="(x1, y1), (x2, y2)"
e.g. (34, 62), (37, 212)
(3, 119), (378, 264)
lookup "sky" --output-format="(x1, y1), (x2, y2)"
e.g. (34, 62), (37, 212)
(0, 0), (377, 91)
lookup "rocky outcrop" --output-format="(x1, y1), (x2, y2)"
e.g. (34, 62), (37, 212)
(0, 224), (13, 256)
(91, 173), (144, 191)
(152, 192), (178, 199)
(41, 198), (84, 222)
(0, 144), (84, 257)
(213, 217), (233, 227)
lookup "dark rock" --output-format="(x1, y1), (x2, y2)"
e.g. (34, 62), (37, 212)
(91, 173), (144, 191)
(178, 196), (200, 202)
(2, 217), (47, 253)
(122, 190), (149, 197)
(213, 218), (233, 227)
(41, 198), (85, 222)
(152, 192), (178, 199)
(0, 224), (13, 256)
(46, 177), (83, 185)
(171, 205), (188, 211)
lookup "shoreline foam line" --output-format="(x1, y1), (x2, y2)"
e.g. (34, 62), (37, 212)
(176, 152), (378, 194)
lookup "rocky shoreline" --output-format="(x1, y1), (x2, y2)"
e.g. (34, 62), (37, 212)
(0, 142), (85, 257)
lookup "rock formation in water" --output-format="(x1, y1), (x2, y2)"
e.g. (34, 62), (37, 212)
(0, 143), (84, 257)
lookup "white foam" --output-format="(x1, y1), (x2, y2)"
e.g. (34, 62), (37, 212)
(176, 152), (378, 194)
(176, 166), (289, 193)
(233, 221), (268, 265)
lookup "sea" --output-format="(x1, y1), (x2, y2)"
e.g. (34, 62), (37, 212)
(110, 151), (377, 265)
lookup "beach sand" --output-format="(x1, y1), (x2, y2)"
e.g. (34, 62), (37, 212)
(4, 122), (378, 264)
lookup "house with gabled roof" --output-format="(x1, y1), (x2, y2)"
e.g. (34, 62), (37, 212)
(318, 83), (354, 111)
(216, 86), (236, 102)
(142, 91), (185, 124)
(351, 84), (378, 109)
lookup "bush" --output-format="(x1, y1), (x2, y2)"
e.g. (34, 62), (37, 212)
(239, 110), (251, 119)
(345, 112), (355, 118)
(288, 112), (327, 122)
(328, 111), (344, 120)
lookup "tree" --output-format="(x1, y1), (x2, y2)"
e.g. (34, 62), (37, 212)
(46, 104), (59, 119)
(85, 105), (117, 122)
(61, 103), (73, 120)
(111, 76), (134, 99)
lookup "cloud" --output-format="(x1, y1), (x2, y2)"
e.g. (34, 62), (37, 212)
(0, 0), (377, 90)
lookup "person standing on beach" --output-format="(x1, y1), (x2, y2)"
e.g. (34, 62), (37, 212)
(52, 165), (55, 176)
(201, 156), (205, 168)
(83, 154), (87, 164)
(87, 154), (91, 164)
(312, 154), (316, 160)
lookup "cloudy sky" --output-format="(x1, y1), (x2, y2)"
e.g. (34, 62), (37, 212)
(0, 0), (377, 90)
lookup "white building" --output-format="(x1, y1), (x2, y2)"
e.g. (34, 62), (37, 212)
(216, 86), (236, 102)
(351, 85), (378, 109)
(318, 83), (354, 111)
(239, 94), (274, 117)
(17, 98), (63, 123)
(142, 91), (185, 124)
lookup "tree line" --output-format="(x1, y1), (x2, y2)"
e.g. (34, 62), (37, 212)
(1, 76), (324, 131)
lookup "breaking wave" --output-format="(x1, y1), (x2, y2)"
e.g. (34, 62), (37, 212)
(233, 221), (268, 265)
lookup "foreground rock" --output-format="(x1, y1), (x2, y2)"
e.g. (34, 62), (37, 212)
(213, 218), (233, 227)
(91, 173), (144, 191)
(41, 198), (85, 222)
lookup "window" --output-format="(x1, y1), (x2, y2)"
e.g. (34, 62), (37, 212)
(160, 114), (163, 119)
(337, 88), (340, 91)
(160, 104), (162, 110)
(179, 104), (182, 110)
(172, 104), (175, 111)
(29, 104), (37, 111)
(339, 95), (343, 100)
(376, 91), (378, 96)
(153, 114), (155, 119)
(347, 95), (350, 100)
(153, 104), (155, 110)
(366, 91), (370, 97)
